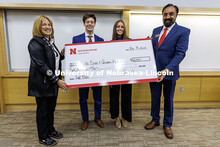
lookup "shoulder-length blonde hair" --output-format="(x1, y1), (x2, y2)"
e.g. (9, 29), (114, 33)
(32, 15), (54, 38)
(112, 20), (129, 40)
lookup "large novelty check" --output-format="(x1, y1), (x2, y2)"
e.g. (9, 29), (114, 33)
(64, 38), (158, 88)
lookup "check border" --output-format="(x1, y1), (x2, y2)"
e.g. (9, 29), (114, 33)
(65, 38), (152, 46)
(66, 78), (158, 88)
(65, 38), (158, 88)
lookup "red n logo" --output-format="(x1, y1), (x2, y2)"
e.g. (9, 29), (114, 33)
(70, 48), (76, 55)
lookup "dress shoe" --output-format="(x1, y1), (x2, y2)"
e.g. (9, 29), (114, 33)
(81, 121), (89, 130)
(121, 119), (128, 128)
(115, 119), (121, 129)
(144, 121), (160, 130)
(39, 137), (57, 146)
(94, 119), (104, 128)
(49, 130), (63, 139)
(163, 126), (173, 139)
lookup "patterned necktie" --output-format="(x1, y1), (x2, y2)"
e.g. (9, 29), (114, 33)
(88, 36), (92, 43)
(158, 28), (168, 47)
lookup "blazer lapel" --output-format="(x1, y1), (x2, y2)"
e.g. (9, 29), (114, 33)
(94, 34), (98, 42)
(155, 26), (163, 50)
(81, 33), (86, 43)
(159, 23), (178, 48)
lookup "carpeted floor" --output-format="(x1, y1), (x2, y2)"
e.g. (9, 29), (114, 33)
(0, 108), (220, 147)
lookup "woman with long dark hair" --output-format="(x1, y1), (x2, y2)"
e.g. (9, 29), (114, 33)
(110, 20), (132, 129)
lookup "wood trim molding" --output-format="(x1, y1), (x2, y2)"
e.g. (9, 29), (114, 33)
(0, 3), (128, 11)
(123, 11), (130, 36)
(2, 72), (29, 78)
(0, 10), (6, 113)
(0, 10), (8, 75)
(5, 101), (220, 112)
(0, 78), (5, 114)
(180, 71), (220, 76)
(1, 3), (220, 14)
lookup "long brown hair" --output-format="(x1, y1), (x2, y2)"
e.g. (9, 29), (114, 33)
(32, 15), (54, 38)
(112, 20), (129, 40)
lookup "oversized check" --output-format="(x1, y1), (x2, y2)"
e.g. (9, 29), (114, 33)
(64, 38), (158, 88)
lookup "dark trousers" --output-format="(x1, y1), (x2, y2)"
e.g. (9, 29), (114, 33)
(110, 84), (132, 122)
(35, 96), (57, 140)
(79, 86), (102, 122)
(150, 79), (176, 127)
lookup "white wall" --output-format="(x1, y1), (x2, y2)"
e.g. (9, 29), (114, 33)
(1, 0), (220, 8)
(5, 10), (121, 71)
(2, 0), (220, 71)
(130, 13), (220, 71)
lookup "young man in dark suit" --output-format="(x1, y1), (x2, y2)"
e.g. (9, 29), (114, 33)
(72, 13), (104, 130)
(145, 4), (190, 139)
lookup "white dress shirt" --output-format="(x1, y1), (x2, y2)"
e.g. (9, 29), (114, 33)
(158, 22), (176, 41)
(85, 32), (95, 43)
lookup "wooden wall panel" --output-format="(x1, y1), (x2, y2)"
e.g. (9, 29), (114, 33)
(132, 83), (151, 102)
(2, 76), (220, 112)
(0, 10), (2, 113)
(102, 86), (110, 103)
(3, 75), (219, 112)
(6, 101), (220, 112)
(174, 77), (201, 101)
(0, 78), (3, 113)
(0, 10), (6, 113)
(57, 88), (78, 103)
(3, 78), (32, 104)
(0, 10), (8, 76)
(200, 77), (220, 101)
(174, 101), (220, 108)
(2, 77), (111, 105)
(57, 86), (110, 104)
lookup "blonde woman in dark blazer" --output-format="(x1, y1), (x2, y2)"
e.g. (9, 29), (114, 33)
(28, 15), (66, 146)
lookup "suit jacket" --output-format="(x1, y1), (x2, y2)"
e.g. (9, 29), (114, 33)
(72, 32), (104, 44)
(28, 37), (64, 97)
(151, 23), (190, 80)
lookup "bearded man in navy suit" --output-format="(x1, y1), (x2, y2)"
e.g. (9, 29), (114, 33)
(72, 13), (104, 130)
(145, 4), (190, 139)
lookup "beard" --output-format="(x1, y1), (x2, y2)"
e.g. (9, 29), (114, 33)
(163, 19), (175, 27)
